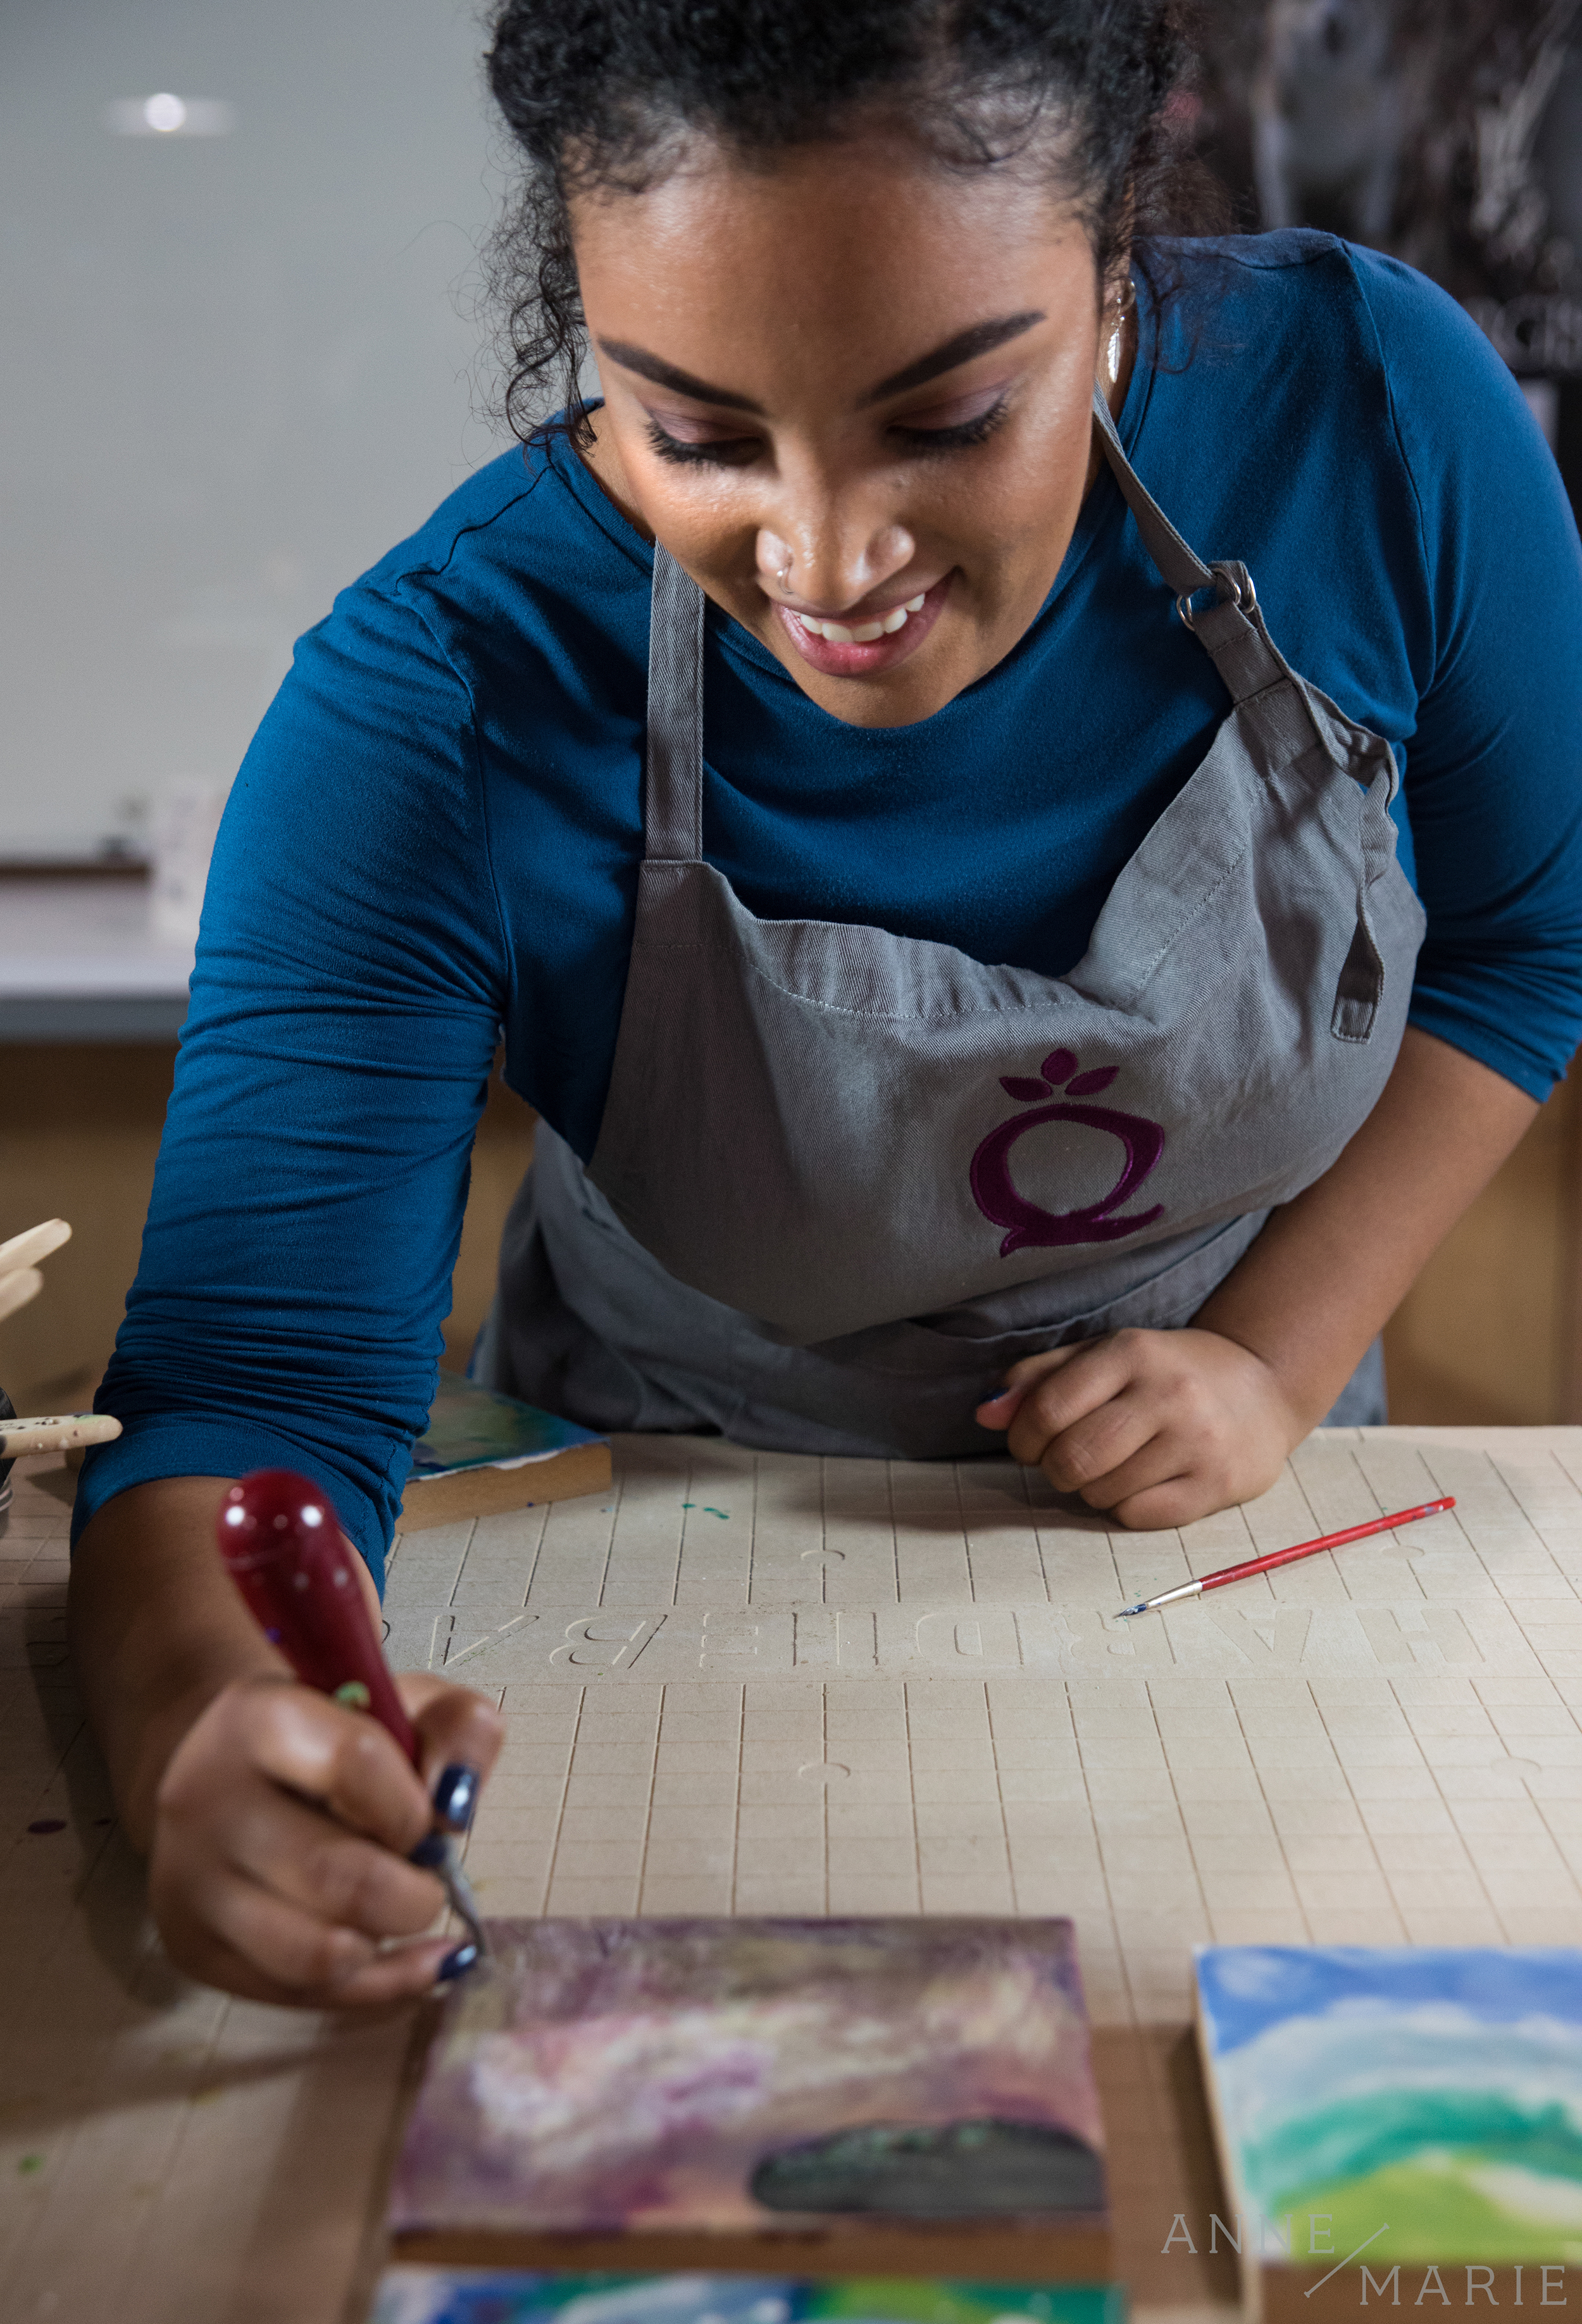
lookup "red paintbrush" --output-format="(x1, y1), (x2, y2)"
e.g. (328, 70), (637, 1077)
(1116, 1494), (1457, 1616)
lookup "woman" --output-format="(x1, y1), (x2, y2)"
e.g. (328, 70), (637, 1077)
(70, 0), (1582, 2005)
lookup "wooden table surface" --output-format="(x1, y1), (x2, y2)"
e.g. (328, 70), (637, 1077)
(4, 1425), (1581, 2324)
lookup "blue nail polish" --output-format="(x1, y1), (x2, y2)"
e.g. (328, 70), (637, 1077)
(433, 1762), (480, 1831)
(437, 1942), (478, 1983)
(409, 1832), (448, 1871)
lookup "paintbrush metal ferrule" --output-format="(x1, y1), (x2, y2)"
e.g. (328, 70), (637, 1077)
(412, 1830), (489, 1959)
(444, 1852), (489, 1959)
(1118, 1578), (1205, 1617)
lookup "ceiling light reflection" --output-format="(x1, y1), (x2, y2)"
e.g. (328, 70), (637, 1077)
(103, 96), (237, 138)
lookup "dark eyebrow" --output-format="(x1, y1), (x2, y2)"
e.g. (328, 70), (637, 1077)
(597, 306), (1046, 420)
(857, 311), (1047, 406)
(596, 338), (766, 413)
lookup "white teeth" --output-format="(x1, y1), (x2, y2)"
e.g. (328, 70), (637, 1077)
(797, 589), (928, 644)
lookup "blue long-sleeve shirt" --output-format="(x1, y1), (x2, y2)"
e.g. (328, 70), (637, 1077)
(78, 232), (1582, 1584)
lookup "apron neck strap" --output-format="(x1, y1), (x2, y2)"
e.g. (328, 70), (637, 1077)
(1090, 385), (1214, 597)
(645, 544), (706, 861)
(1090, 385), (1289, 706)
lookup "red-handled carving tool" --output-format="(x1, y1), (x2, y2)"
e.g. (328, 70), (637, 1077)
(1116, 1495), (1457, 1617)
(217, 1468), (488, 1964)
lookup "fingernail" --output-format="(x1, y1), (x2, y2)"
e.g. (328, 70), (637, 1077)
(437, 1942), (478, 1984)
(409, 1832), (449, 1871)
(432, 1763), (480, 1831)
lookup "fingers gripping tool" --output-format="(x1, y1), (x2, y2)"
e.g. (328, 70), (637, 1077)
(216, 1469), (489, 1971)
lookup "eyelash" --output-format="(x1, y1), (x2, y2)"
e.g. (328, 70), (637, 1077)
(642, 394), (1012, 470)
(894, 396), (1012, 457)
(644, 421), (756, 468)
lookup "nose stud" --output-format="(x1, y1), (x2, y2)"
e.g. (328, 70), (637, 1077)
(761, 526), (914, 600)
(759, 531), (797, 596)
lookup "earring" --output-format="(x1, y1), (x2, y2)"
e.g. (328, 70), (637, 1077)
(1105, 283), (1131, 386)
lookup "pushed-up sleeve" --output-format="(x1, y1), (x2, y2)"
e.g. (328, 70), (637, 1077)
(1358, 248), (1582, 1100)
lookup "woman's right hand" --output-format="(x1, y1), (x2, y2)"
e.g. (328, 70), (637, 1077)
(69, 1474), (503, 2010)
(148, 1666), (502, 2008)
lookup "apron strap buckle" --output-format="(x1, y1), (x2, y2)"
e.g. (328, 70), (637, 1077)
(1175, 564), (1257, 634)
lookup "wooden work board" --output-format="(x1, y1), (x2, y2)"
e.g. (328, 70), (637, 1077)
(3, 1425), (1582, 2323)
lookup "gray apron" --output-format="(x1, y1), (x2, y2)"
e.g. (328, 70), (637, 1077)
(478, 390), (1424, 1456)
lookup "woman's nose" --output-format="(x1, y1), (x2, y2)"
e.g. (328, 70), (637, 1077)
(756, 518), (916, 613)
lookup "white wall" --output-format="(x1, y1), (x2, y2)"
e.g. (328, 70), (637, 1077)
(0, 0), (514, 859)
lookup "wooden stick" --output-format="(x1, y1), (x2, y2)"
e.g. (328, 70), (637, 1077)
(0, 1413), (122, 1458)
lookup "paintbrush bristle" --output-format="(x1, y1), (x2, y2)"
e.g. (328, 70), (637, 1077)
(1116, 1602), (1149, 1619)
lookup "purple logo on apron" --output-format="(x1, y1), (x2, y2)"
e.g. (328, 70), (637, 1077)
(969, 1047), (1166, 1256)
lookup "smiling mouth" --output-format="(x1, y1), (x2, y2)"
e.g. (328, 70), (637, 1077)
(794, 592), (925, 644)
(774, 574), (950, 677)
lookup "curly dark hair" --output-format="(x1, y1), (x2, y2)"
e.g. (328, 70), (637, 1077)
(484, 0), (1228, 447)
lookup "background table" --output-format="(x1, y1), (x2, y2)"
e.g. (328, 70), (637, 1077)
(0, 874), (193, 1042)
(4, 1425), (1581, 2322)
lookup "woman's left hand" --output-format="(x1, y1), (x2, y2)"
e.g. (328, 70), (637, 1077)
(975, 1327), (1305, 1530)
